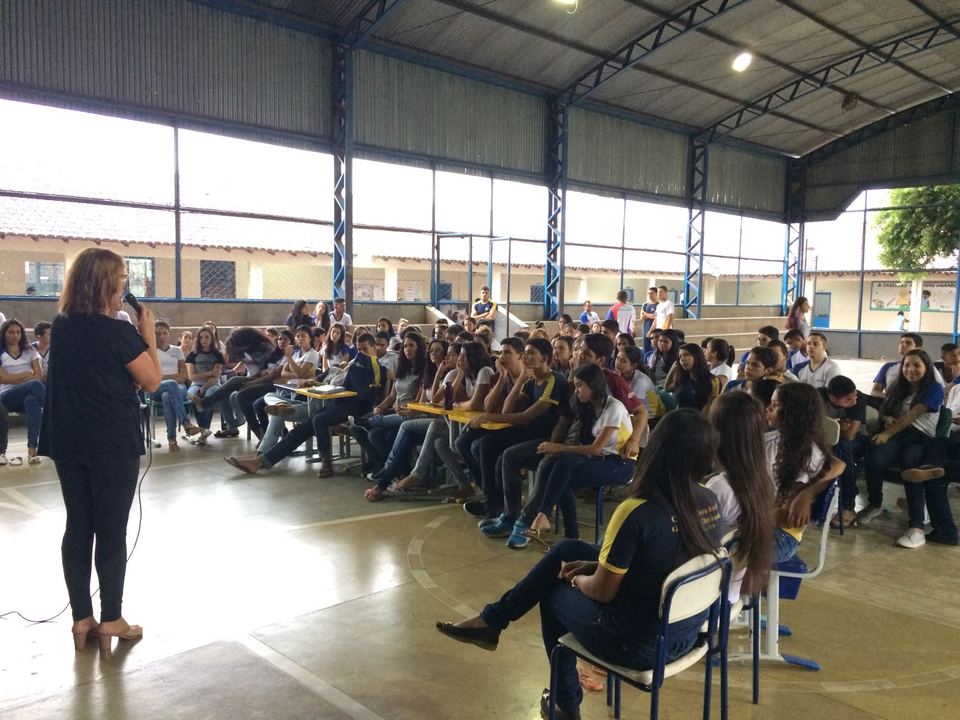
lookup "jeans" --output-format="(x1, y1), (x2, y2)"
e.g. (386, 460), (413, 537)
(201, 376), (250, 430)
(864, 426), (931, 508)
(375, 417), (433, 489)
(833, 434), (868, 511)
(0, 379), (46, 449)
(904, 476), (957, 539)
(773, 527), (800, 564)
(0, 402), (9, 454)
(148, 379), (188, 441)
(261, 400), (355, 468)
(491, 439), (544, 519)
(351, 413), (405, 469)
(56, 455), (140, 622)
(454, 426), (488, 488)
(474, 430), (534, 498)
(187, 382), (216, 429)
(537, 453), (636, 540)
(410, 419), (448, 480)
(237, 384), (274, 438)
(481, 539), (670, 713)
(259, 401), (310, 455)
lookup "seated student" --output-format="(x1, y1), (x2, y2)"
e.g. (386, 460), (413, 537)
(321, 323), (353, 374)
(150, 320), (203, 451)
(284, 299), (315, 330)
(529, 327), (550, 341)
(765, 340), (799, 383)
(783, 329), (808, 372)
(184, 326), (224, 446)
(421, 339), (448, 403)
(872, 332), (944, 398)
(551, 335), (574, 378)
(32, 320), (52, 380)
(726, 346), (777, 394)
(433, 318), (449, 340)
(615, 333), (635, 352)
(312, 326), (327, 355)
(463, 316), (478, 334)
(793, 332), (840, 389)
(375, 316), (395, 339)
(226, 333), (383, 478)
(264, 326), (280, 346)
(351, 333), (426, 474)
(253, 327), (320, 443)
(860, 350), (957, 547)
(934, 342), (960, 384)
(189, 327), (283, 439)
(737, 325), (779, 377)
(464, 338), (570, 536)
(445, 324), (465, 344)
(705, 337), (736, 387)
(705, 391), (774, 601)
(665, 343), (720, 412)
(819, 375), (868, 529)
(615, 346), (661, 426)
(523, 363), (638, 541)
(364, 342), (490, 500)
(765, 383), (845, 563)
(372, 331), (399, 379)
(435, 410), (722, 720)
(576, 323), (590, 341)
(178, 330), (194, 358)
(0, 318), (46, 463)
(647, 329), (679, 386)
(454, 338), (526, 499)
(600, 319), (620, 344)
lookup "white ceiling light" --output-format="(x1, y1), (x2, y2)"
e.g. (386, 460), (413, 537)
(553, 0), (580, 12)
(732, 51), (753, 72)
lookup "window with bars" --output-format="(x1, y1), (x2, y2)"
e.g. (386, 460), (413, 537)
(125, 257), (155, 297)
(438, 282), (453, 301)
(24, 261), (64, 296)
(200, 260), (236, 299)
(530, 285), (544, 303)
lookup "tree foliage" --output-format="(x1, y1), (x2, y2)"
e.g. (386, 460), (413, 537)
(874, 185), (960, 270)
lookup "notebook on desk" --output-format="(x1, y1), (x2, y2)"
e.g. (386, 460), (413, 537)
(308, 384), (347, 395)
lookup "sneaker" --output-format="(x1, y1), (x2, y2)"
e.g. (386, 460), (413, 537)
(896, 528), (926, 549)
(856, 505), (883, 524)
(214, 429), (240, 439)
(506, 520), (532, 549)
(478, 513), (505, 530)
(481, 516), (515, 538)
(924, 530), (959, 546)
(367, 469), (385, 482)
(187, 392), (206, 410)
(462, 499), (487, 518)
(539, 688), (581, 720)
(196, 429), (213, 447)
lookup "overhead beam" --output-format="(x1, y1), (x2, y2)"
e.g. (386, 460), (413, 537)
(699, 23), (960, 143)
(774, 0), (954, 93)
(802, 92), (960, 166)
(558, 0), (751, 108)
(339, 0), (408, 49)
(903, 0), (960, 39)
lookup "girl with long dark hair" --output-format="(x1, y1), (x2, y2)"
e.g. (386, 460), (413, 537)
(312, 300), (331, 333)
(665, 343), (719, 411)
(648, 328), (679, 385)
(421, 339), (448, 402)
(615, 345), (660, 425)
(285, 299), (314, 330)
(707, 392), (774, 598)
(436, 409), (722, 719)
(0, 318), (45, 462)
(323, 322), (352, 372)
(766, 382), (844, 562)
(786, 296), (811, 337)
(706, 337), (736, 387)
(861, 349), (957, 547)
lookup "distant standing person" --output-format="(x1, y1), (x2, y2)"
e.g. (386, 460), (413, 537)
(786, 296), (811, 338)
(891, 311), (906, 331)
(640, 286), (659, 353)
(329, 297), (353, 328)
(648, 285), (674, 338)
(473, 287), (498, 322)
(607, 290), (636, 336)
(579, 300), (600, 326)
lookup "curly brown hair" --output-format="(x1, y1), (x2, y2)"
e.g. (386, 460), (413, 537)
(771, 383), (830, 503)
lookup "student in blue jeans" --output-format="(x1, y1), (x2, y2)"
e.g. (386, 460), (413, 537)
(0, 318), (46, 464)
(437, 410), (722, 720)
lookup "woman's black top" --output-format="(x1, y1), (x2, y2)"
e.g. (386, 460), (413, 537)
(38, 314), (148, 461)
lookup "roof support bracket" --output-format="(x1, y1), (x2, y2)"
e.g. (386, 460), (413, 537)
(683, 139), (707, 319)
(545, 101), (568, 320)
(332, 43), (353, 304)
(782, 161), (806, 314)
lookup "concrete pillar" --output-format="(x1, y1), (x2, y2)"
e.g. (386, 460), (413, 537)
(578, 276), (588, 304)
(909, 279), (924, 332)
(384, 265), (398, 302)
(491, 271), (503, 303)
(248, 264), (264, 300)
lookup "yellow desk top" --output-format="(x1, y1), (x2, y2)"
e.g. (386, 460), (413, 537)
(405, 402), (451, 416)
(448, 410), (511, 431)
(295, 387), (358, 400)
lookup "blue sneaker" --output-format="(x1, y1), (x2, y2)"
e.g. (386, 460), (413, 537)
(478, 513), (503, 530)
(481, 515), (515, 538)
(506, 520), (531, 549)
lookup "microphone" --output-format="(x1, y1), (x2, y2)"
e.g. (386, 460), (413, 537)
(124, 292), (142, 316)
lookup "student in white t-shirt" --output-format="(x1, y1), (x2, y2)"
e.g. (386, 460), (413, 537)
(765, 383), (844, 563)
(328, 297), (353, 329)
(0, 318), (45, 463)
(705, 337), (736, 387)
(149, 320), (202, 451)
(793, 332), (840, 389)
(706, 391), (775, 601)
(649, 285), (674, 336)
(31, 320), (52, 379)
(527, 363), (638, 540)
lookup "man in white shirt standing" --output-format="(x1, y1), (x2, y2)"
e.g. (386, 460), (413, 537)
(150, 320), (201, 451)
(650, 285), (674, 337)
(329, 297), (353, 329)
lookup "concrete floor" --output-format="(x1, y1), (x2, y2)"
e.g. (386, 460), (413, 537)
(1, 358), (958, 719)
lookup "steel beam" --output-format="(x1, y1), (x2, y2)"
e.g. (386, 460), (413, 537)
(700, 23), (959, 143)
(544, 101), (568, 320)
(782, 161), (805, 313)
(340, 0), (408, 49)
(558, 0), (750, 108)
(332, 43), (353, 304)
(683, 139), (708, 319)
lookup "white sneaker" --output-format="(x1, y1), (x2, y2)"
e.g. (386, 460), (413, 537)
(896, 528), (926, 549)
(856, 505), (883, 524)
(0, 454), (7, 466)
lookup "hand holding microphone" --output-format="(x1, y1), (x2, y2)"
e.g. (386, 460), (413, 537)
(125, 293), (156, 346)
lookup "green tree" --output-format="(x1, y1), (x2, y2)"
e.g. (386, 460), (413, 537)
(875, 185), (960, 270)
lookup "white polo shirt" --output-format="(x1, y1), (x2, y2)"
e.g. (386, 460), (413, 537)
(654, 299), (674, 329)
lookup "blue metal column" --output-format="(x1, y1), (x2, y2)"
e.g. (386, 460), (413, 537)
(332, 43), (353, 304)
(683, 139), (707, 319)
(545, 101), (568, 320)
(173, 126), (182, 299)
(782, 161), (805, 314)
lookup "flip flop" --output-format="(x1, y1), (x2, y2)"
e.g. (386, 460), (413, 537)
(6, 456), (24, 467)
(224, 457), (258, 475)
(27, 456), (41, 465)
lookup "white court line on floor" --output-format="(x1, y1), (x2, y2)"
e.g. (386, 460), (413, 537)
(0, 487), (44, 513)
(237, 634), (386, 720)
(287, 503), (451, 531)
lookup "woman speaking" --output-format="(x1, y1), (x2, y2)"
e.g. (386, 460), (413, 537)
(39, 248), (161, 650)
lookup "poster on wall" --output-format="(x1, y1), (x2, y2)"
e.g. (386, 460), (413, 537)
(870, 281), (955, 313)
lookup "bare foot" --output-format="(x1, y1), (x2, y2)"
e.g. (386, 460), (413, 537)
(363, 486), (384, 502)
(168, 441), (180, 452)
(225, 456), (262, 475)
(393, 474), (424, 491)
(451, 616), (489, 630)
